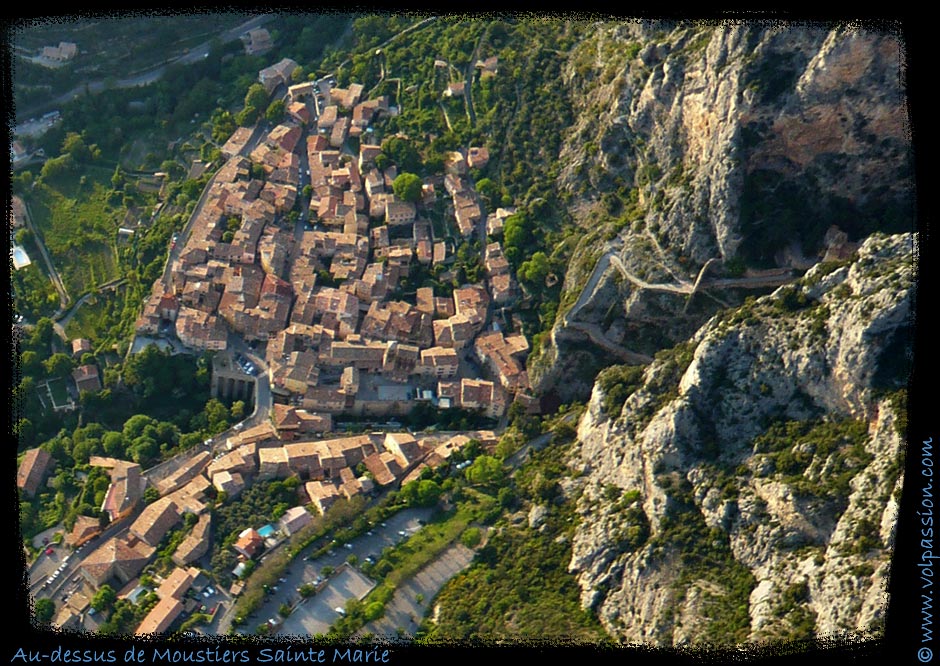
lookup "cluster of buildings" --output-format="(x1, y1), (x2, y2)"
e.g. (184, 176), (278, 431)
(22, 395), (496, 632)
(136, 63), (534, 422)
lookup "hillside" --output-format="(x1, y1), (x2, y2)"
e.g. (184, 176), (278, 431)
(569, 232), (911, 643)
(530, 21), (913, 403)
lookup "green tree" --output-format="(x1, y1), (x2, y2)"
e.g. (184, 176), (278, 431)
(91, 584), (116, 612)
(381, 136), (421, 172)
(519, 251), (550, 287)
(392, 172), (423, 203)
(102, 431), (124, 457)
(15, 227), (34, 247)
(244, 83), (269, 116)
(416, 479), (442, 506)
(29, 317), (55, 350)
(13, 170), (33, 192)
(203, 399), (231, 433)
(476, 177), (499, 210)
(111, 165), (125, 189)
(130, 435), (159, 466)
(20, 350), (43, 377)
(43, 353), (75, 378)
(230, 400), (246, 421)
(265, 99), (286, 123)
(211, 109), (237, 144)
(123, 414), (157, 442)
(465, 455), (505, 488)
(34, 598), (55, 624)
(502, 212), (535, 266)
(40, 154), (74, 180)
(62, 132), (91, 162)
(460, 527), (482, 548)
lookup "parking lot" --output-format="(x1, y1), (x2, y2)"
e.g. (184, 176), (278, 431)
(238, 508), (433, 634)
(278, 566), (375, 637)
(30, 542), (77, 591)
(360, 542), (475, 640)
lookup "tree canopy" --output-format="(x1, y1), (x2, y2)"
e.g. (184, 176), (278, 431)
(392, 172), (422, 203)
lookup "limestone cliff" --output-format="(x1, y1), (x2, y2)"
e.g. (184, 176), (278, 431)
(531, 21), (913, 402)
(566, 232), (913, 644)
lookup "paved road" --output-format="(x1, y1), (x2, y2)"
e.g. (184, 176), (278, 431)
(14, 15), (276, 123)
(561, 322), (653, 365)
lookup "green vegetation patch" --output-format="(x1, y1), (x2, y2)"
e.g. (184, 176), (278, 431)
(648, 497), (756, 645)
(629, 340), (699, 429)
(46, 378), (71, 407)
(210, 477), (303, 586)
(29, 175), (125, 297)
(331, 491), (495, 639)
(422, 438), (609, 643)
(597, 364), (646, 417)
(752, 418), (872, 504)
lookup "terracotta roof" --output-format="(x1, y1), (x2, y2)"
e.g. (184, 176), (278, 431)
(130, 498), (181, 547)
(279, 506), (313, 535)
(172, 513), (211, 566)
(67, 515), (102, 548)
(135, 596), (184, 635)
(80, 535), (155, 587)
(17, 447), (52, 498)
(234, 528), (264, 558)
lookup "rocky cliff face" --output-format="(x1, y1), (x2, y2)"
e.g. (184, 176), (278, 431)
(531, 21), (913, 402)
(566, 232), (913, 644)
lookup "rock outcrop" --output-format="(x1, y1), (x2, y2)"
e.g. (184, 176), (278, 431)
(567, 232), (913, 644)
(531, 21), (913, 403)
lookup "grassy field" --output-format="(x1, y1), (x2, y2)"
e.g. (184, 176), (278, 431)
(63, 285), (131, 346)
(28, 169), (126, 297)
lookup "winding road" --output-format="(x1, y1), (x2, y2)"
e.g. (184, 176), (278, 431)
(561, 243), (797, 363)
(14, 15), (276, 124)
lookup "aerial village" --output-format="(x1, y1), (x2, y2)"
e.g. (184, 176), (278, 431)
(20, 40), (536, 635)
